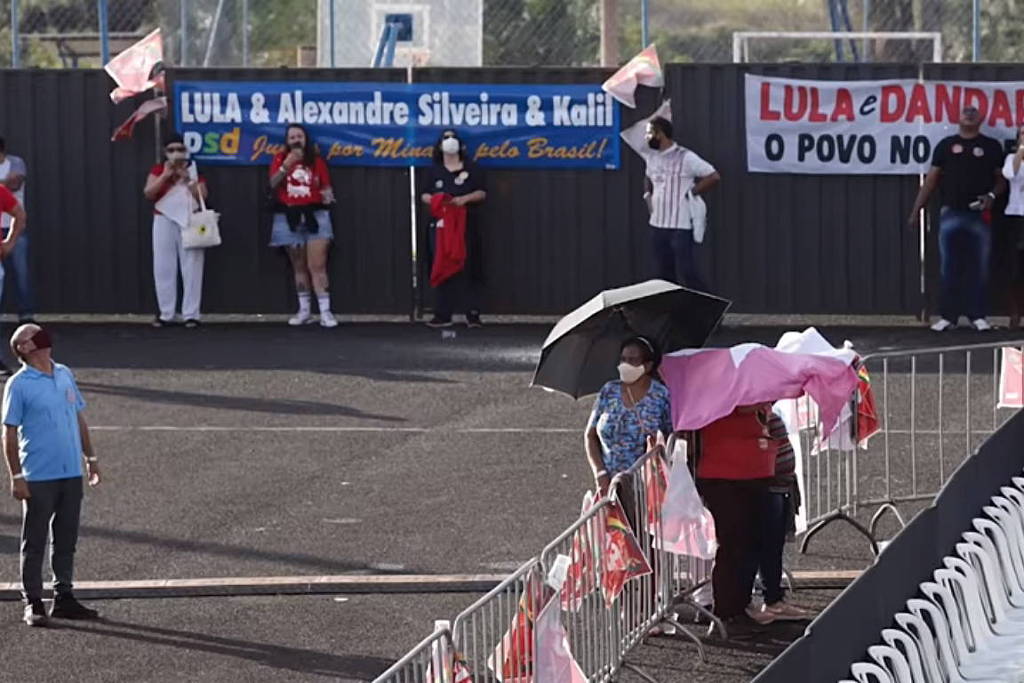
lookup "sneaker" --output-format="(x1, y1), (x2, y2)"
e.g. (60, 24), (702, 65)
(49, 595), (99, 620)
(319, 311), (339, 329)
(763, 600), (815, 622)
(465, 312), (483, 328)
(706, 613), (767, 641)
(971, 318), (992, 331)
(151, 316), (173, 328)
(930, 318), (954, 332)
(288, 313), (313, 326)
(745, 604), (777, 625)
(426, 315), (453, 328)
(22, 600), (47, 627)
(183, 319), (201, 329)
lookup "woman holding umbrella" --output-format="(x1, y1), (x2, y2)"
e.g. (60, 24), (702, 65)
(584, 335), (673, 496)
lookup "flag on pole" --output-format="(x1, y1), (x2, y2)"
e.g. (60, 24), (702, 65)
(110, 96), (167, 142)
(105, 28), (164, 104)
(601, 44), (664, 108)
(487, 576), (549, 682)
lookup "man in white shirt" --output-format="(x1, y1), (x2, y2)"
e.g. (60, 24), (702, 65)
(0, 138), (34, 323)
(639, 117), (720, 290)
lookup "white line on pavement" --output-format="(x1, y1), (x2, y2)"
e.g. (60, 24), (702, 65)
(90, 425), (578, 433)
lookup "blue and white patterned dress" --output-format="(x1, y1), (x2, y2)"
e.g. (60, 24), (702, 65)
(587, 379), (673, 474)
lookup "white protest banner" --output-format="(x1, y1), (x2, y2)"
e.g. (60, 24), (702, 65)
(745, 74), (1023, 174)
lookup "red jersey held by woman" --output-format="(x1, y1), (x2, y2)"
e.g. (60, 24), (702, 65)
(270, 153), (331, 207)
(696, 409), (778, 481)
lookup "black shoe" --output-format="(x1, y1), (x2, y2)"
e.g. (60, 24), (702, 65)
(426, 315), (453, 328)
(706, 614), (767, 641)
(50, 595), (99, 620)
(465, 312), (483, 328)
(17, 317), (36, 325)
(152, 317), (171, 328)
(23, 599), (48, 627)
(184, 319), (201, 329)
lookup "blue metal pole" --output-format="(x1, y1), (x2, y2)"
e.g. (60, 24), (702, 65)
(972, 0), (981, 62)
(328, 0), (336, 67)
(372, 23), (386, 67)
(97, 0), (110, 64)
(641, 0), (649, 48)
(383, 23), (397, 67)
(10, 0), (19, 67)
(180, 0), (187, 66)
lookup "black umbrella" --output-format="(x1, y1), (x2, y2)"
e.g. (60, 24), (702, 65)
(531, 279), (730, 399)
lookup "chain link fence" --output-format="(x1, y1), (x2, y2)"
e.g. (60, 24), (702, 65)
(0, 1), (1018, 68)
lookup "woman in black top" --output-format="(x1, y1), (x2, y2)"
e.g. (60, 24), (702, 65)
(419, 129), (487, 327)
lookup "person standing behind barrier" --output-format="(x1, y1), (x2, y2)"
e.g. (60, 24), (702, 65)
(143, 135), (208, 328)
(0, 184), (27, 377)
(268, 124), (338, 328)
(584, 336), (672, 502)
(907, 106), (1005, 332)
(3, 324), (101, 627)
(420, 129), (487, 328)
(749, 411), (814, 623)
(640, 117), (719, 291)
(0, 138), (34, 323)
(1002, 126), (1024, 329)
(695, 404), (777, 638)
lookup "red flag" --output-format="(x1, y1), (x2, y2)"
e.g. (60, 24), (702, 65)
(487, 576), (550, 682)
(601, 44), (663, 108)
(643, 451), (669, 534)
(856, 365), (881, 445)
(600, 502), (653, 608)
(560, 492), (597, 612)
(105, 28), (164, 104)
(111, 97), (167, 142)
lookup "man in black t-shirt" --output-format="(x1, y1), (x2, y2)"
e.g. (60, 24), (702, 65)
(908, 106), (1006, 331)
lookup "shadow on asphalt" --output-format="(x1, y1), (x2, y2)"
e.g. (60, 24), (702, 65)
(58, 618), (393, 680)
(78, 381), (408, 421)
(0, 513), (421, 576)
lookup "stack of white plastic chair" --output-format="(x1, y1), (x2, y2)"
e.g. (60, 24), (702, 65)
(839, 473), (1024, 682)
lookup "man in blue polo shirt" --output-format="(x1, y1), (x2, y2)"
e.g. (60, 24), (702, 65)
(2, 324), (101, 626)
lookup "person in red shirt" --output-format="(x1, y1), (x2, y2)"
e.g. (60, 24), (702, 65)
(268, 124), (337, 328)
(143, 135), (208, 328)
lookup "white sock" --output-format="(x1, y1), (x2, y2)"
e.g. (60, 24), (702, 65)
(317, 293), (331, 314)
(298, 292), (311, 316)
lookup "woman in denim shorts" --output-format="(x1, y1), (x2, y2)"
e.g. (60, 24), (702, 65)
(268, 124), (337, 327)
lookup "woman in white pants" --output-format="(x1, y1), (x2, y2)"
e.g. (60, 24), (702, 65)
(143, 135), (208, 328)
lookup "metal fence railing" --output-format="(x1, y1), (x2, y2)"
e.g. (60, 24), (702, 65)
(375, 441), (716, 683)
(799, 340), (1024, 555)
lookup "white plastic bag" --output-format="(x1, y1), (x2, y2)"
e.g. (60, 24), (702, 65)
(658, 438), (718, 559)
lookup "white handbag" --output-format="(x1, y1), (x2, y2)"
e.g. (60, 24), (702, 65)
(181, 179), (221, 249)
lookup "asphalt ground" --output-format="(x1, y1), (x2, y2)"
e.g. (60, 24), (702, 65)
(0, 318), (1021, 682)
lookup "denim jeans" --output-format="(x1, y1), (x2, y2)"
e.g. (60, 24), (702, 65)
(2, 228), (34, 319)
(650, 226), (708, 291)
(938, 208), (990, 323)
(755, 492), (789, 605)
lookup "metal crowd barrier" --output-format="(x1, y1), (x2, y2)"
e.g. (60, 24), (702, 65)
(374, 443), (716, 683)
(800, 339), (1024, 555)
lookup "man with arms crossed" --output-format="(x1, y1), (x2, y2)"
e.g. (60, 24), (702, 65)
(3, 323), (101, 626)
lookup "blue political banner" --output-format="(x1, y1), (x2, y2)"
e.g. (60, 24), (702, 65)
(173, 80), (621, 169)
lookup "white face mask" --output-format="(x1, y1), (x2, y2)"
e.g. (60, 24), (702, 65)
(441, 138), (460, 155)
(618, 362), (645, 385)
(166, 150), (188, 163)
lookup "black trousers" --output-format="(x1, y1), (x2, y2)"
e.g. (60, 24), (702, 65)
(429, 222), (483, 318)
(697, 478), (770, 619)
(21, 476), (83, 602)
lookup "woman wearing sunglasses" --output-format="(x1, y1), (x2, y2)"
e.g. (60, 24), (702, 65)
(143, 134), (208, 328)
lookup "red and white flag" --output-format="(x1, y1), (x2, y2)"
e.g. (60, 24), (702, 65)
(601, 44), (663, 108)
(110, 96), (167, 141)
(600, 502), (653, 608)
(560, 492), (597, 612)
(533, 593), (587, 683)
(105, 28), (164, 103)
(488, 577), (549, 682)
(1000, 347), (1024, 408)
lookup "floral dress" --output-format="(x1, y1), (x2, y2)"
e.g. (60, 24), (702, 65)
(587, 379), (673, 474)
